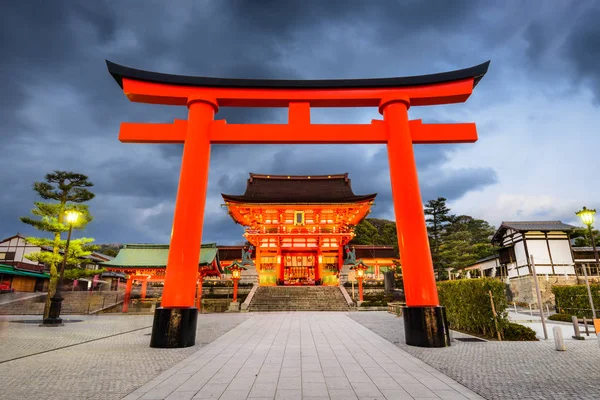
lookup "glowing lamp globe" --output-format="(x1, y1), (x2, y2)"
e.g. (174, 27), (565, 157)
(357, 268), (364, 278)
(232, 269), (241, 280)
(65, 210), (82, 224)
(576, 207), (596, 226)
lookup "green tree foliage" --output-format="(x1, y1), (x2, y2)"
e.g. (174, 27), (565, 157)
(424, 199), (496, 280)
(424, 198), (453, 278)
(570, 227), (600, 247)
(438, 215), (496, 273)
(19, 171), (95, 319)
(351, 220), (381, 244)
(350, 218), (399, 256)
(96, 244), (123, 257)
(552, 284), (600, 318)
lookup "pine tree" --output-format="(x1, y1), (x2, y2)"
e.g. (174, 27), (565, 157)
(20, 171), (95, 319)
(424, 198), (453, 280)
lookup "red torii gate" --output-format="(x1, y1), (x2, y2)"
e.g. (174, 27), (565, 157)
(107, 60), (489, 348)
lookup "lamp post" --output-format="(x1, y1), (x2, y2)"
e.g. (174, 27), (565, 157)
(576, 206), (597, 320)
(351, 262), (369, 302)
(42, 209), (81, 326)
(227, 261), (246, 303)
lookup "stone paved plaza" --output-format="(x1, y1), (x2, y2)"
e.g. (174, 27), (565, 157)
(1, 312), (481, 400)
(350, 312), (600, 400)
(0, 313), (250, 400)
(1, 311), (599, 399)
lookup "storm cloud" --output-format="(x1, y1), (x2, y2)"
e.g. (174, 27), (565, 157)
(1, 1), (599, 245)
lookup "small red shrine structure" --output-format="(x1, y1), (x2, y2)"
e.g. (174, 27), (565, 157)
(222, 173), (375, 286)
(102, 243), (222, 313)
(106, 59), (489, 349)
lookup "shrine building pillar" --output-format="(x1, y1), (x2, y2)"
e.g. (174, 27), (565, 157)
(141, 280), (148, 299)
(381, 97), (450, 348)
(316, 246), (322, 284)
(196, 275), (204, 312)
(150, 96), (217, 349)
(123, 275), (133, 313)
(278, 249), (284, 283)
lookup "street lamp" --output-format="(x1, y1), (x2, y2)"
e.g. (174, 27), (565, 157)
(42, 209), (81, 326)
(576, 206), (597, 320)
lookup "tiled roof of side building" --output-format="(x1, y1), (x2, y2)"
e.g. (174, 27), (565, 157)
(217, 246), (248, 262)
(500, 221), (576, 231)
(222, 173), (376, 204)
(353, 245), (398, 259)
(492, 220), (576, 244)
(102, 243), (219, 267)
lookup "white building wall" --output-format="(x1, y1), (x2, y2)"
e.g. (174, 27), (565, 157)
(0, 236), (42, 265)
(548, 240), (574, 265)
(514, 241), (528, 267)
(525, 239), (551, 266)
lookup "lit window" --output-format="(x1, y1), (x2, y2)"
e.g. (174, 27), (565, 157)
(294, 211), (305, 226)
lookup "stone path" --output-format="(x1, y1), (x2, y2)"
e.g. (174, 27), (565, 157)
(125, 312), (482, 400)
(350, 312), (600, 400)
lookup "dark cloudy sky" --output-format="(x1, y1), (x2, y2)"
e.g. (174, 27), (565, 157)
(2, 1), (600, 246)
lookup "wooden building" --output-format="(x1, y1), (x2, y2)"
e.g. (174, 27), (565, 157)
(461, 221), (577, 279)
(221, 173), (382, 286)
(0, 234), (47, 273)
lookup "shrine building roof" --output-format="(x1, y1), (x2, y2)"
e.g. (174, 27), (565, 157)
(102, 243), (219, 268)
(221, 173), (376, 204)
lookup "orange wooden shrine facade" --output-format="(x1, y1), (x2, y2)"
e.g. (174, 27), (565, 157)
(106, 59), (489, 348)
(222, 173), (376, 286)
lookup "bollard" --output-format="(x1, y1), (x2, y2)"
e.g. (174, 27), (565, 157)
(583, 317), (590, 336)
(553, 326), (566, 351)
(546, 304), (550, 316)
(514, 301), (518, 313)
(572, 316), (584, 340)
(529, 304), (533, 316)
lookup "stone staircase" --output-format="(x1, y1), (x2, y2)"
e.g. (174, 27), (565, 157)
(248, 286), (349, 312)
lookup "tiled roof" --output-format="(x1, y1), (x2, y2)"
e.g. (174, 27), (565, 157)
(222, 173), (376, 204)
(492, 220), (575, 244)
(353, 245), (398, 259)
(500, 221), (576, 231)
(572, 247), (596, 252)
(102, 243), (218, 268)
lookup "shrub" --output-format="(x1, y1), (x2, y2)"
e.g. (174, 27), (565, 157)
(548, 313), (573, 322)
(502, 322), (538, 341)
(437, 278), (509, 339)
(552, 285), (600, 318)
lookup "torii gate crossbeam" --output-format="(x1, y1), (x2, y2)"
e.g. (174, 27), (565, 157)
(107, 60), (490, 349)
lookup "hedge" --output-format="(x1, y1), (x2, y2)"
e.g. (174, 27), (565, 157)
(552, 284), (600, 318)
(502, 322), (538, 341)
(548, 313), (573, 322)
(437, 278), (509, 339)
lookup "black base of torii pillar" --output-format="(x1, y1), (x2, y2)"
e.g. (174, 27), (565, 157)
(150, 307), (198, 348)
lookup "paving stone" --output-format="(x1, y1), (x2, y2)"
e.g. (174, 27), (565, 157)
(350, 311), (600, 400)
(0, 313), (250, 400)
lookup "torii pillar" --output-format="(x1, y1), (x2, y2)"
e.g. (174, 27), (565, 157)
(106, 60), (490, 348)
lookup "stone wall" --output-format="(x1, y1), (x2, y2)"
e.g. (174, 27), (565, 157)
(508, 275), (580, 307)
(0, 291), (125, 315)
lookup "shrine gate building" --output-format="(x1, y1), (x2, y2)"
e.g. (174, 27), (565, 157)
(222, 173), (396, 286)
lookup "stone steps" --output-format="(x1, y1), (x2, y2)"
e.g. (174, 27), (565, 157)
(248, 286), (349, 312)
